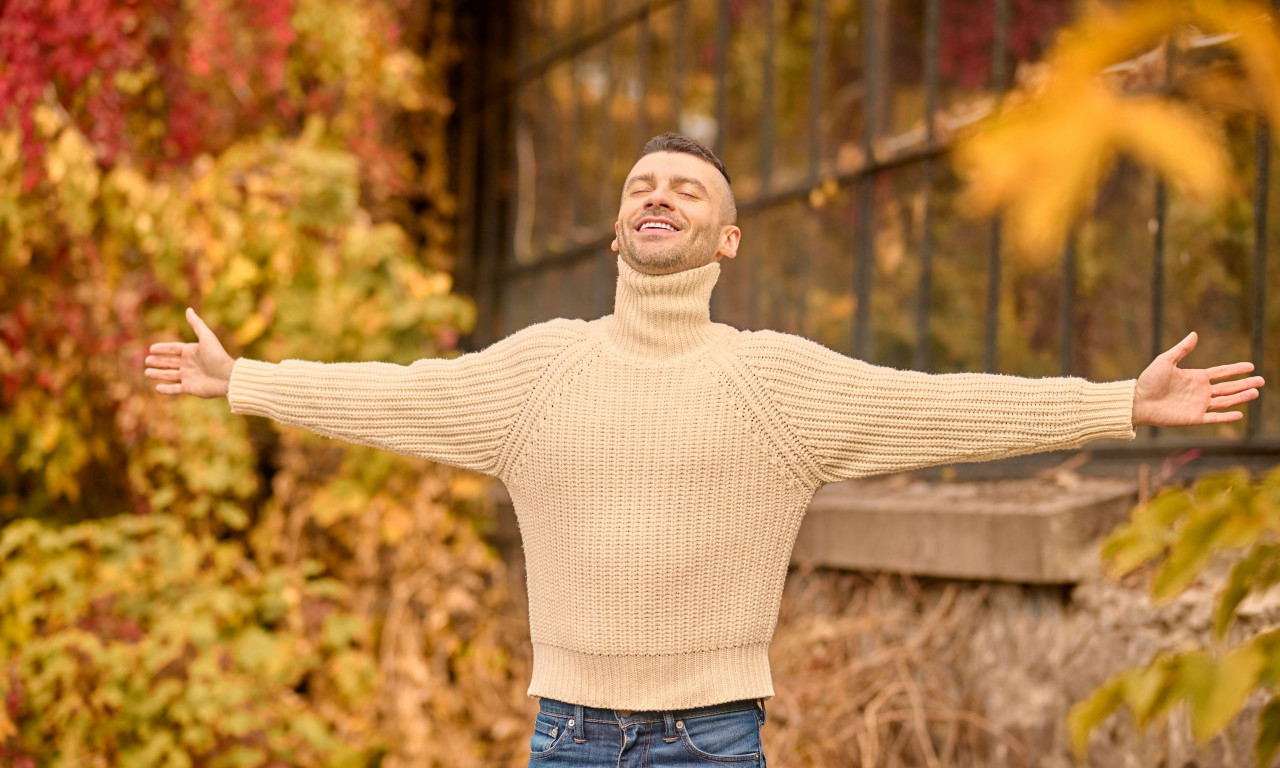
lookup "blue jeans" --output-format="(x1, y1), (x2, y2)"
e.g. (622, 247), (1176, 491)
(528, 697), (767, 767)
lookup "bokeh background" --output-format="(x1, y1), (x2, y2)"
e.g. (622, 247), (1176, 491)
(1, 0), (1278, 766)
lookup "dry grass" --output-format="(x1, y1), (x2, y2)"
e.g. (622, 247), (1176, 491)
(768, 568), (1020, 767)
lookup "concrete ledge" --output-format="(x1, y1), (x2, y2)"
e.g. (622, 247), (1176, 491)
(792, 478), (1138, 583)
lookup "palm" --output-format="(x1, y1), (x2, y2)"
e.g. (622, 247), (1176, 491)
(144, 308), (235, 399)
(1133, 332), (1263, 427)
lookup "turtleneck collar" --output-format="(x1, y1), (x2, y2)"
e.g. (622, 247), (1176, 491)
(605, 255), (722, 360)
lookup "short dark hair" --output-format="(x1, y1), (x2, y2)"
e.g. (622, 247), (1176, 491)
(638, 133), (736, 222)
(640, 133), (731, 186)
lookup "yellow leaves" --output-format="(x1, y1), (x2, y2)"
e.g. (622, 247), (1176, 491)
(956, 0), (1280, 260)
(1077, 469), (1280, 759)
(1070, 645), (1266, 758)
(112, 63), (157, 97)
(45, 125), (101, 237)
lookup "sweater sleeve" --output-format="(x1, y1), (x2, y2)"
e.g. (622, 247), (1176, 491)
(736, 330), (1136, 485)
(226, 319), (586, 476)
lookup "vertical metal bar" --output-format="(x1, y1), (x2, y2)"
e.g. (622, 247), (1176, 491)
(1151, 179), (1166, 360)
(751, 0), (776, 330)
(760, 0), (776, 190)
(598, 42), (616, 316)
(568, 0), (583, 238)
(599, 42), (615, 222)
(854, 0), (878, 359)
(636, 6), (651, 145)
(454, 8), (482, 318)
(808, 0), (827, 183)
(1061, 232), (1076, 375)
(915, 0), (940, 372)
(714, 0), (730, 158)
(984, 0), (1009, 372)
(672, 0), (690, 128)
(1250, 115), (1270, 438)
(509, 0), (529, 267)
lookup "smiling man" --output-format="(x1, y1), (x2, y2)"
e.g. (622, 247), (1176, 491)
(146, 133), (1264, 767)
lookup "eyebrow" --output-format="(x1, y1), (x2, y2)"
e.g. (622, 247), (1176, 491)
(623, 173), (710, 197)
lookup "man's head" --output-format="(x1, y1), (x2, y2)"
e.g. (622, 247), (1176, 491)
(612, 133), (741, 275)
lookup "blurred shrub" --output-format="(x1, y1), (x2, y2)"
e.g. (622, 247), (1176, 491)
(1070, 468), (1280, 764)
(0, 1), (533, 765)
(0, 514), (380, 767)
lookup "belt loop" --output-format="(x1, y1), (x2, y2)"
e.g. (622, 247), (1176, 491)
(572, 704), (587, 743)
(662, 711), (679, 742)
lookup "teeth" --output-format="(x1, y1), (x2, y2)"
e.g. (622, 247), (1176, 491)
(640, 222), (676, 231)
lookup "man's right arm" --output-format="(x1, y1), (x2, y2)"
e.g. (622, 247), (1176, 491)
(145, 309), (585, 476)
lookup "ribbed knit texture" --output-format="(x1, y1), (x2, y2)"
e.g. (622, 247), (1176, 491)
(228, 255), (1137, 710)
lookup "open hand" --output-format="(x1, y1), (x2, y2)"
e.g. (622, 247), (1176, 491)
(1132, 332), (1264, 427)
(144, 308), (235, 399)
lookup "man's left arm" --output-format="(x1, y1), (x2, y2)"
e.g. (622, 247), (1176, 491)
(735, 329), (1263, 486)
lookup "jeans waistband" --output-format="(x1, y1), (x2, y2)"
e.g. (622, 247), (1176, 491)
(538, 696), (762, 724)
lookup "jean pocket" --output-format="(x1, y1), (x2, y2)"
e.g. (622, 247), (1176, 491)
(677, 709), (761, 763)
(529, 711), (571, 760)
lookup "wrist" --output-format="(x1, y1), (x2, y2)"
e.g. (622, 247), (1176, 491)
(219, 357), (236, 398)
(1131, 388), (1150, 427)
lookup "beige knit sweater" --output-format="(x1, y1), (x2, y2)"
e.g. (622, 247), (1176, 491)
(228, 256), (1136, 710)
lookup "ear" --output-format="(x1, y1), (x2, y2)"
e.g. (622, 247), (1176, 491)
(714, 225), (741, 261)
(611, 221), (620, 253)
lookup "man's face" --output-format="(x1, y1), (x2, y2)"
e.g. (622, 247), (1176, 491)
(612, 152), (740, 276)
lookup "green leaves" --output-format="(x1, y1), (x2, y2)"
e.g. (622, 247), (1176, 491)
(1070, 646), (1266, 758)
(0, 513), (382, 763)
(1075, 469), (1280, 761)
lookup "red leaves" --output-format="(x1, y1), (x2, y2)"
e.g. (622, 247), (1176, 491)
(0, 0), (301, 182)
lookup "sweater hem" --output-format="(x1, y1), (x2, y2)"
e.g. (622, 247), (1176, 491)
(526, 641), (776, 710)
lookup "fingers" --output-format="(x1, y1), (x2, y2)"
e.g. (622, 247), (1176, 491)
(149, 342), (187, 355)
(1211, 376), (1265, 397)
(186, 307), (215, 343)
(1206, 362), (1255, 380)
(1202, 410), (1245, 424)
(1210, 388), (1260, 411)
(154, 382), (183, 395)
(144, 353), (183, 369)
(1165, 331), (1198, 364)
(144, 367), (182, 382)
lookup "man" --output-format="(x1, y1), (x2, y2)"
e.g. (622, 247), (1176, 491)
(146, 133), (1264, 766)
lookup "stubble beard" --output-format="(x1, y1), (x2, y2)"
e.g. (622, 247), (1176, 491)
(616, 222), (720, 275)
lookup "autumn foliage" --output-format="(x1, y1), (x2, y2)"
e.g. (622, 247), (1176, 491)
(957, 0), (1280, 258)
(0, 1), (532, 765)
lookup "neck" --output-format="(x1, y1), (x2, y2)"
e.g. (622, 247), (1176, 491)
(606, 256), (721, 359)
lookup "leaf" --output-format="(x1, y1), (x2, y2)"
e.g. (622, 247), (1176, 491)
(210, 746), (265, 768)
(1069, 675), (1126, 758)
(1216, 543), (1280, 637)
(1152, 508), (1229, 601)
(1258, 698), (1280, 768)
(1183, 646), (1265, 743)
(292, 713), (338, 751)
(1111, 98), (1229, 201)
(1123, 657), (1175, 727)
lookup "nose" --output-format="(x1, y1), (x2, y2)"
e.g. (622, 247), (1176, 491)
(642, 186), (674, 210)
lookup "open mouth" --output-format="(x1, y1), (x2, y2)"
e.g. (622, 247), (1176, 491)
(636, 217), (681, 233)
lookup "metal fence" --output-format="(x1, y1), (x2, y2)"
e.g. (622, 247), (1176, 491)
(450, 0), (1278, 453)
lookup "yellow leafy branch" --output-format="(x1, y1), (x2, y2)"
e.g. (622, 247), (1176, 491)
(956, 0), (1280, 260)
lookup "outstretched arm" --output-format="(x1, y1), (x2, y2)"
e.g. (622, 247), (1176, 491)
(143, 308), (586, 476)
(1132, 332), (1264, 427)
(737, 328), (1263, 486)
(144, 308), (234, 398)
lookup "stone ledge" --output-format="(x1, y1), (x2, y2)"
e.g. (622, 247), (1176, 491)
(792, 477), (1138, 583)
